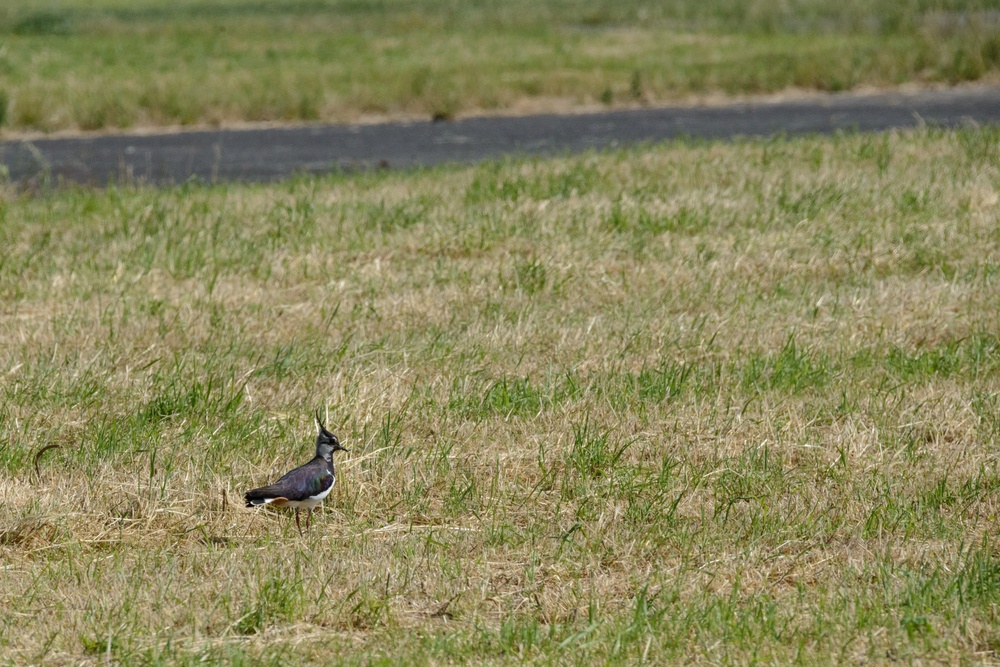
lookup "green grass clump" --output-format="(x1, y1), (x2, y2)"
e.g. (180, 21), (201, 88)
(2, 0), (1000, 133)
(1, 127), (1000, 663)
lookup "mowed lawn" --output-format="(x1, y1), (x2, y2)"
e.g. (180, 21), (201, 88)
(1, 128), (1000, 664)
(3, 0), (1000, 134)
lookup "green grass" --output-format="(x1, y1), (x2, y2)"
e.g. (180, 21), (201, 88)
(2, 127), (1000, 663)
(2, 0), (1000, 133)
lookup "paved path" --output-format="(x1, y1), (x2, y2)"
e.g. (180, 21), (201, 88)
(3, 87), (999, 186)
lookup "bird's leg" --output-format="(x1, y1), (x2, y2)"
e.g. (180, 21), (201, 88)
(295, 508), (303, 536)
(306, 508), (312, 532)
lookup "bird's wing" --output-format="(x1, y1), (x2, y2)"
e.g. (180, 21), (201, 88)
(270, 460), (334, 501)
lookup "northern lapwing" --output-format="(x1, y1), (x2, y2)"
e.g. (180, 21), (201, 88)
(245, 411), (348, 535)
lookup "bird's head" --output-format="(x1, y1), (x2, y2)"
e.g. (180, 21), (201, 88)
(315, 410), (348, 461)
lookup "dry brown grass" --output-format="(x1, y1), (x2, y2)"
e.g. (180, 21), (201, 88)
(1, 128), (999, 664)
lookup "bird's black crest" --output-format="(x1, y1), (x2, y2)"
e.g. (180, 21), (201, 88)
(316, 409), (335, 439)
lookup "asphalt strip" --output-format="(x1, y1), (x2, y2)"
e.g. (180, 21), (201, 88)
(2, 87), (999, 187)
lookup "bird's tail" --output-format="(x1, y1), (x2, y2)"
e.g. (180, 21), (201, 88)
(245, 487), (274, 507)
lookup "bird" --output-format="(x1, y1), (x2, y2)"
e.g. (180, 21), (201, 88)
(245, 411), (348, 535)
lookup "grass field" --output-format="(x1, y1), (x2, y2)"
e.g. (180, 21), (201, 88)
(2, 0), (1000, 134)
(1, 127), (999, 663)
